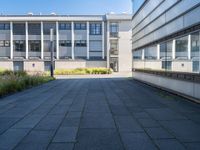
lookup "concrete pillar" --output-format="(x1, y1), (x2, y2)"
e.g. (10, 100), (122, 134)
(10, 22), (13, 59)
(188, 34), (191, 60)
(106, 21), (110, 68)
(71, 22), (75, 60)
(142, 49), (145, 60)
(87, 22), (90, 60)
(41, 21), (44, 59)
(25, 22), (29, 59)
(157, 44), (160, 60)
(56, 21), (59, 60)
(172, 39), (176, 59)
(102, 21), (105, 59)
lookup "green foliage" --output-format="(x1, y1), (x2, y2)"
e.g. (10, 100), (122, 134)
(53, 68), (112, 75)
(0, 70), (54, 97)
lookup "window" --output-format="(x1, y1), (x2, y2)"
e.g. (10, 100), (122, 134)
(59, 40), (72, 47)
(162, 61), (172, 70)
(133, 50), (142, 60)
(191, 32), (200, 59)
(160, 41), (172, 59)
(28, 23), (41, 35)
(74, 23), (86, 30)
(0, 41), (10, 47)
(90, 23), (102, 35)
(14, 41), (25, 52)
(13, 23), (25, 35)
(43, 23), (56, 35)
(145, 46), (157, 60)
(0, 41), (4, 47)
(29, 41), (41, 52)
(43, 40), (56, 52)
(110, 23), (118, 37)
(75, 40), (87, 47)
(176, 36), (188, 59)
(59, 23), (71, 30)
(193, 61), (200, 73)
(110, 40), (118, 55)
(0, 23), (10, 30)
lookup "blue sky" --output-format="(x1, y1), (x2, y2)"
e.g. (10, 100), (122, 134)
(0, 0), (132, 15)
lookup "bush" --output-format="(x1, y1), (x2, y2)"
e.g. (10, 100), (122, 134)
(0, 70), (54, 97)
(53, 68), (112, 75)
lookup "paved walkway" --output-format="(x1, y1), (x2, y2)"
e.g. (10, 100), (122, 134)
(0, 78), (200, 150)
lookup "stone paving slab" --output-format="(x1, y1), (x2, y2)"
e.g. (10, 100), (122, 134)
(0, 77), (199, 150)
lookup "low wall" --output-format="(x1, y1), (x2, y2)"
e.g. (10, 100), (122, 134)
(132, 70), (200, 102)
(55, 60), (107, 69)
(0, 61), (13, 70)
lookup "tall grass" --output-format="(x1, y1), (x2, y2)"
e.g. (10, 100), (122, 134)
(0, 70), (54, 97)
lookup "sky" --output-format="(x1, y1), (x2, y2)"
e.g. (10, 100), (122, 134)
(0, 0), (132, 15)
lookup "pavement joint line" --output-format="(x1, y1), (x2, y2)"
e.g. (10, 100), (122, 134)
(47, 79), (88, 150)
(0, 80), (69, 136)
(116, 79), (189, 149)
(11, 79), (79, 150)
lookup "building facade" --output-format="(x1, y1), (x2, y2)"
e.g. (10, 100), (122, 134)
(132, 0), (200, 100)
(132, 0), (200, 73)
(0, 14), (132, 72)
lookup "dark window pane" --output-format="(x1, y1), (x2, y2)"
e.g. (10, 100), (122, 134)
(28, 23), (41, 35)
(13, 23), (25, 35)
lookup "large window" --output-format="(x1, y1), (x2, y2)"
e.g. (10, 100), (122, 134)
(176, 36), (188, 59)
(90, 23), (102, 35)
(59, 23), (71, 30)
(29, 41), (41, 52)
(74, 23), (86, 30)
(75, 40), (87, 47)
(110, 40), (118, 55)
(59, 40), (71, 47)
(13, 23), (25, 35)
(110, 23), (119, 37)
(14, 41), (25, 52)
(28, 23), (41, 35)
(133, 50), (142, 60)
(160, 41), (172, 59)
(144, 46), (157, 60)
(0, 23), (10, 30)
(43, 23), (56, 35)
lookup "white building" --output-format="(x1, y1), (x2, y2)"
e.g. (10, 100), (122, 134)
(0, 14), (132, 72)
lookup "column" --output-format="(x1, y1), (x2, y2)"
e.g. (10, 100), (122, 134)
(102, 21), (105, 59)
(106, 21), (110, 68)
(188, 34), (191, 60)
(71, 22), (75, 60)
(56, 21), (59, 60)
(142, 49), (145, 60)
(10, 22), (13, 59)
(25, 22), (29, 59)
(41, 21), (44, 59)
(172, 39), (176, 59)
(157, 44), (160, 60)
(87, 22), (90, 59)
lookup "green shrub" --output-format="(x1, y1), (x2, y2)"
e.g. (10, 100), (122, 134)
(0, 70), (54, 97)
(53, 68), (112, 75)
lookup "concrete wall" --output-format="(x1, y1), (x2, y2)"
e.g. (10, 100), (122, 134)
(133, 71), (200, 101)
(0, 61), (13, 70)
(24, 60), (44, 72)
(118, 21), (132, 72)
(55, 60), (106, 69)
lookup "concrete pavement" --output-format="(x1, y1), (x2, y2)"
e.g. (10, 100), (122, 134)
(0, 77), (200, 150)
